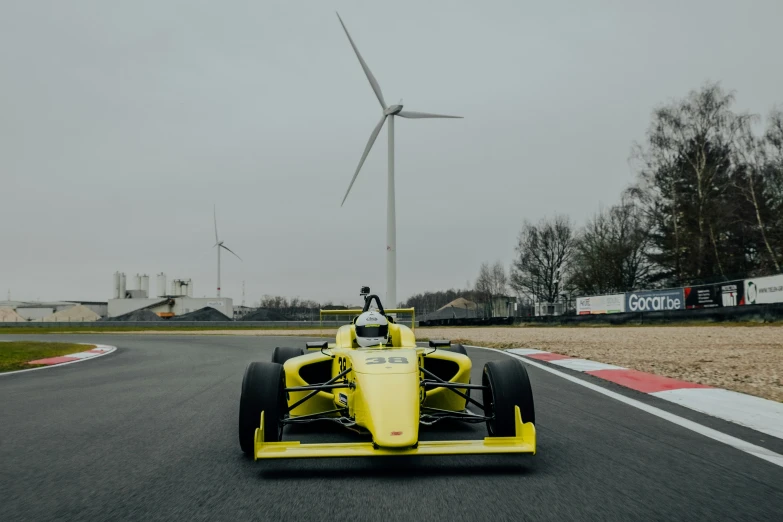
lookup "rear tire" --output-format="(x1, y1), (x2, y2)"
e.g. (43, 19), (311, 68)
(445, 343), (468, 357)
(271, 346), (306, 365)
(481, 359), (535, 437)
(444, 344), (470, 402)
(238, 362), (286, 456)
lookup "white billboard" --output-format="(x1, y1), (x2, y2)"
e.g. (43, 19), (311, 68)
(744, 274), (783, 305)
(576, 294), (626, 315)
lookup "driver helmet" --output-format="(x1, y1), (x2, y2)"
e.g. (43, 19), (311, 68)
(355, 311), (389, 347)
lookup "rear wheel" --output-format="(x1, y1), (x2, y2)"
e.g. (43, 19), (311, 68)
(271, 346), (306, 365)
(481, 359), (535, 437)
(238, 362), (286, 456)
(444, 344), (470, 401)
(445, 343), (468, 357)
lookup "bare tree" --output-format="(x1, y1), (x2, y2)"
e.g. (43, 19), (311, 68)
(630, 82), (752, 284)
(474, 261), (508, 316)
(510, 215), (575, 303)
(490, 261), (508, 297)
(764, 108), (783, 268)
(474, 262), (493, 315)
(734, 113), (781, 272)
(571, 198), (653, 295)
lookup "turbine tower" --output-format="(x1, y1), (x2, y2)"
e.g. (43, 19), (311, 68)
(213, 205), (241, 298)
(337, 12), (461, 308)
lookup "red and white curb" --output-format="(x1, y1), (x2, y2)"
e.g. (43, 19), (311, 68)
(0, 343), (117, 376)
(507, 348), (783, 440)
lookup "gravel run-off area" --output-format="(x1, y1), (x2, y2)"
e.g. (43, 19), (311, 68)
(98, 325), (783, 402)
(427, 325), (783, 403)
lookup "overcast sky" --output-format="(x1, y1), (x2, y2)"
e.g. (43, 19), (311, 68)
(2, 0), (782, 306)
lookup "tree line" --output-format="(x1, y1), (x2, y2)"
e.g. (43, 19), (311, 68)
(251, 295), (332, 320)
(403, 83), (783, 309)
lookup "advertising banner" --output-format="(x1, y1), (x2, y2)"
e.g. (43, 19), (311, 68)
(626, 288), (685, 312)
(684, 280), (744, 309)
(577, 294), (626, 315)
(744, 274), (783, 305)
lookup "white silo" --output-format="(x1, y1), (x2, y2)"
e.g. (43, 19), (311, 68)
(113, 272), (120, 299)
(135, 274), (142, 291)
(171, 280), (178, 296)
(141, 275), (150, 297)
(157, 273), (166, 297)
(186, 279), (193, 297)
(119, 273), (127, 299)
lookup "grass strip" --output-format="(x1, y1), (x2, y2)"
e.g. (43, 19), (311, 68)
(0, 341), (95, 372)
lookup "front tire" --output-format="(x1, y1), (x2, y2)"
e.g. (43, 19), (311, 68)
(481, 359), (535, 437)
(238, 362), (286, 456)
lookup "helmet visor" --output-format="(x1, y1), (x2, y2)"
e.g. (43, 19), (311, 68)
(356, 324), (388, 339)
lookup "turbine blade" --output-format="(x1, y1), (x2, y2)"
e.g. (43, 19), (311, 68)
(397, 110), (463, 119)
(220, 244), (242, 261)
(341, 115), (387, 207)
(336, 12), (386, 109)
(213, 205), (219, 243)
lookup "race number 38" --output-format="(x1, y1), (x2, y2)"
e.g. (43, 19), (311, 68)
(366, 356), (408, 365)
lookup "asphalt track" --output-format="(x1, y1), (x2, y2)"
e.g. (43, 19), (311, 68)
(1, 335), (782, 521)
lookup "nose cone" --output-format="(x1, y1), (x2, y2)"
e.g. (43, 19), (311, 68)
(384, 104), (403, 116)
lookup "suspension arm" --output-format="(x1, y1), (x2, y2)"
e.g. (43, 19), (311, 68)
(422, 380), (487, 390)
(287, 367), (353, 413)
(419, 366), (485, 410)
(286, 382), (354, 392)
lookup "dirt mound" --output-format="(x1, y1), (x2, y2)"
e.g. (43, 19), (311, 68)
(42, 304), (100, 322)
(108, 309), (164, 322)
(171, 307), (231, 322)
(0, 307), (26, 322)
(240, 308), (288, 321)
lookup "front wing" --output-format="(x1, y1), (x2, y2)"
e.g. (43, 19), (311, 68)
(253, 407), (536, 459)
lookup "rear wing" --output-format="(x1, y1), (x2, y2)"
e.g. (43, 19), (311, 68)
(319, 308), (415, 332)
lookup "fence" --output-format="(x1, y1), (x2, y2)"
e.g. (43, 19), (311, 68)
(574, 274), (783, 316)
(515, 302), (783, 325)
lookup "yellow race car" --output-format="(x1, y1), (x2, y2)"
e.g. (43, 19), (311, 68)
(238, 292), (536, 460)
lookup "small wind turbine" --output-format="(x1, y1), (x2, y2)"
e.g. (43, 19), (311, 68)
(213, 205), (241, 298)
(336, 12), (461, 308)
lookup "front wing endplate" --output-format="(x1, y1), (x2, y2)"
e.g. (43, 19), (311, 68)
(253, 407), (536, 460)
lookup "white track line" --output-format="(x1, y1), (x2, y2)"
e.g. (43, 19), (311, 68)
(651, 388), (783, 440)
(467, 346), (783, 468)
(0, 344), (117, 376)
(549, 359), (626, 372)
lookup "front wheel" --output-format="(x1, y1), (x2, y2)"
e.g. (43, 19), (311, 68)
(481, 359), (535, 437)
(238, 362), (286, 456)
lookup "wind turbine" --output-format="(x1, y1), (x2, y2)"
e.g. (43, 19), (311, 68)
(213, 205), (241, 298)
(336, 12), (461, 309)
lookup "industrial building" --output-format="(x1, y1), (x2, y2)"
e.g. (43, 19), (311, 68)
(107, 272), (233, 319)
